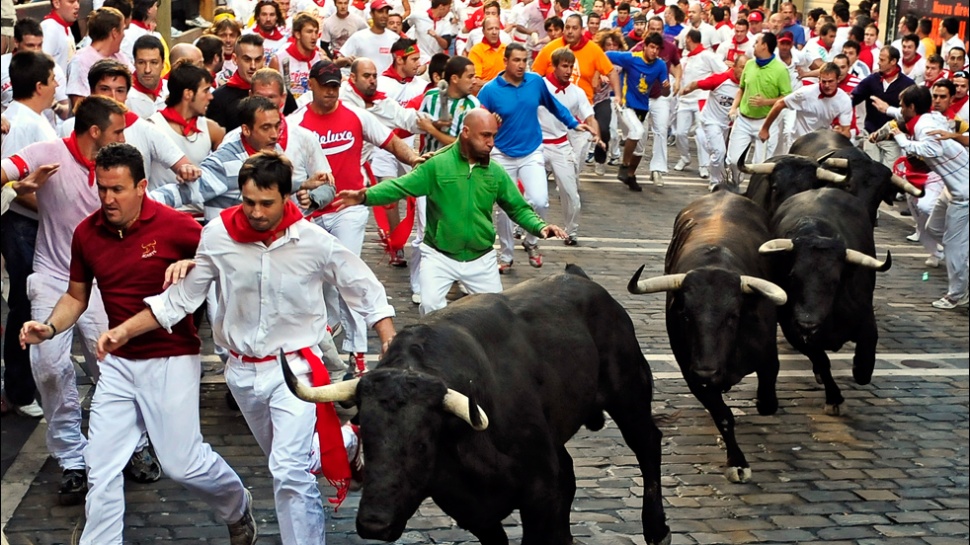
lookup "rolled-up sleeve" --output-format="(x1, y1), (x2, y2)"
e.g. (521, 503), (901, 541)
(319, 237), (396, 328)
(144, 233), (219, 332)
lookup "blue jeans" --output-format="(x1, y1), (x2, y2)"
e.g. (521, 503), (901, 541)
(1, 211), (38, 406)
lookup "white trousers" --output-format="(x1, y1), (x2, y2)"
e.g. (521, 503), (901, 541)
(568, 131), (591, 169)
(726, 114), (778, 189)
(492, 148), (547, 263)
(775, 108), (798, 155)
(673, 100), (709, 167)
(27, 273), (107, 470)
(543, 141), (581, 237)
(418, 244), (503, 315)
(863, 138), (901, 170)
(924, 190), (969, 298)
(409, 196), (427, 296)
(909, 176), (945, 258)
(80, 354), (247, 545)
(314, 206), (369, 354)
(226, 351), (349, 545)
(702, 121), (730, 188)
(618, 107), (646, 142)
(646, 95), (673, 171)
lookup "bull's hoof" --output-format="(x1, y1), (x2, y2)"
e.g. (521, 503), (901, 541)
(646, 530), (672, 545)
(756, 398), (778, 416)
(814, 373), (824, 385)
(824, 403), (844, 416)
(853, 366), (873, 385)
(725, 466), (752, 483)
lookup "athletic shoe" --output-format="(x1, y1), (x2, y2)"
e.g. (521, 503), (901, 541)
(59, 469), (87, 506)
(228, 489), (258, 545)
(124, 446), (162, 483)
(925, 256), (941, 268)
(607, 157), (619, 166)
(564, 235), (578, 246)
(15, 400), (43, 418)
(170, 27), (184, 38)
(594, 162), (605, 176)
(186, 15), (210, 28)
(673, 158), (689, 171)
(932, 292), (970, 309)
(906, 231), (920, 242)
(411, 293), (422, 305)
(666, 134), (675, 146)
(585, 151), (594, 164)
(345, 353), (367, 380)
(512, 225), (524, 239)
(523, 242), (543, 268)
(498, 260), (513, 274)
(388, 249), (407, 268)
(699, 166), (710, 179)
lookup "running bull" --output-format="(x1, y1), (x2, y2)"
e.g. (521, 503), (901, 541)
(760, 188), (891, 415)
(628, 192), (788, 483)
(281, 266), (670, 545)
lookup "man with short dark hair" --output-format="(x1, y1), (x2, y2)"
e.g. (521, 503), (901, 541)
(947, 47), (967, 76)
(20, 142), (257, 545)
(759, 61), (852, 144)
(1, 17), (70, 121)
(100, 150), (395, 545)
(899, 34), (925, 85)
(196, 34), (225, 76)
(127, 34), (167, 117)
(269, 12), (325, 103)
(121, 0), (168, 76)
(1, 51), (60, 158)
(924, 55), (948, 87)
(405, 0), (457, 64)
(940, 17), (964, 60)
(852, 46), (915, 168)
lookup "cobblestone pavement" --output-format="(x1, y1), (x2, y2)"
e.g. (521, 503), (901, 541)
(2, 160), (967, 545)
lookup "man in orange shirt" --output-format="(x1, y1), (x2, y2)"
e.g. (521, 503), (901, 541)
(531, 13), (621, 103)
(469, 16), (506, 86)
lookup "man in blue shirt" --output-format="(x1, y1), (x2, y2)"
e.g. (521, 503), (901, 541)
(478, 43), (595, 272)
(780, 2), (807, 49)
(852, 46), (915, 169)
(606, 33), (669, 191)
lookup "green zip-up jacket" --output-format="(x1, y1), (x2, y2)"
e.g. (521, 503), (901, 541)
(364, 142), (547, 262)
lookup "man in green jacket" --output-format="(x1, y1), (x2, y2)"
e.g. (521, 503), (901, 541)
(333, 108), (567, 315)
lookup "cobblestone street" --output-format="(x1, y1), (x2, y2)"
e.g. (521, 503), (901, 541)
(2, 162), (967, 545)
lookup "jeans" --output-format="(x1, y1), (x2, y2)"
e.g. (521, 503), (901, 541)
(0, 211), (38, 407)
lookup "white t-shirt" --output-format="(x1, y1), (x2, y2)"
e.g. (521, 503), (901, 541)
(41, 17), (76, 72)
(1, 53), (68, 130)
(539, 78), (593, 141)
(60, 115), (186, 183)
(779, 49), (810, 91)
(677, 22), (721, 51)
(339, 29), (401, 74)
(406, 10), (460, 64)
(320, 12), (368, 53)
(941, 35), (965, 61)
(783, 84), (853, 139)
(0, 102), (60, 159)
(680, 49), (727, 105)
(147, 111), (214, 190)
(699, 73), (739, 127)
(126, 80), (169, 119)
(900, 56), (926, 85)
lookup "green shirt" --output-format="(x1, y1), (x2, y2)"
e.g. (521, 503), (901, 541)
(738, 57), (792, 119)
(364, 142), (547, 262)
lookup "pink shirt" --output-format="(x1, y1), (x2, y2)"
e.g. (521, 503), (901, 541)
(66, 46), (132, 97)
(1, 139), (101, 280)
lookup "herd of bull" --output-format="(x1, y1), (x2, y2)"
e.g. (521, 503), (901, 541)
(279, 128), (921, 545)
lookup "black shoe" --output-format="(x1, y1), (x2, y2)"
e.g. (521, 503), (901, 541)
(59, 469), (87, 506)
(124, 446), (162, 483)
(564, 235), (578, 246)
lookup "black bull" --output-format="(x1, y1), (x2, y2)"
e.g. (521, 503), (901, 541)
(282, 266), (671, 545)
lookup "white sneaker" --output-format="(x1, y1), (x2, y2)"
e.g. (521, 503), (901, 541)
(906, 231), (920, 242)
(170, 28), (184, 38)
(698, 166), (710, 179)
(932, 292), (970, 309)
(925, 256), (942, 268)
(594, 162), (605, 176)
(652, 171), (664, 187)
(411, 293), (422, 305)
(673, 158), (689, 171)
(15, 400), (43, 418)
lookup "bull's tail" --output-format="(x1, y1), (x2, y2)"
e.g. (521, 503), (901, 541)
(564, 263), (590, 279)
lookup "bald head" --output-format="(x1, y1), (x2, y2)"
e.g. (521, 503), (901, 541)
(349, 58), (379, 98)
(461, 108), (498, 162)
(464, 108), (497, 132)
(171, 44), (204, 67)
(350, 57), (377, 76)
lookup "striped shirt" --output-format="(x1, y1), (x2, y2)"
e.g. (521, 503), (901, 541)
(417, 89), (480, 154)
(894, 111), (969, 201)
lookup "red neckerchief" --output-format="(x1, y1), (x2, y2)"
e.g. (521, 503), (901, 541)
(902, 53), (922, 69)
(286, 41), (317, 63)
(545, 72), (569, 93)
(627, 29), (643, 41)
(616, 14), (629, 26)
(63, 133), (96, 186)
(160, 106), (201, 136)
(687, 44), (705, 57)
(427, 8), (441, 22)
(946, 95), (969, 119)
(132, 76), (163, 100)
(348, 79), (386, 102)
(221, 200), (304, 244)
(818, 87), (837, 99)
(44, 11), (71, 35)
(224, 51), (234, 63)
(654, 6), (665, 15)
(904, 114), (922, 135)
(715, 20), (731, 29)
(352, 0), (366, 10)
(312, 0), (326, 6)
(278, 115), (289, 150)
(733, 36), (748, 46)
(483, 35), (503, 49)
(254, 26), (284, 41)
(568, 34), (590, 51)
(131, 19), (151, 31)
(820, 39), (833, 52)
(810, 29), (817, 38)
(881, 65), (901, 82)
(583, 30), (593, 41)
(124, 111), (139, 128)
(225, 71), (252, 90)
(381, 65), (413, 84)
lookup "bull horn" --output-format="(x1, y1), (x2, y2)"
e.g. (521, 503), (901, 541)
(442, 389), (489, 431)
(628, 267), (686, 294)
(822, 157), (850, 169)
(280, 349), (361, 403)
(737, 143), (776, 174)
(740, 276), (788, 306)
(891, 174), (924, 197)
(845, 249), (892, 272)
(759, 239), (795, 254)
(816, 167), (846, 183)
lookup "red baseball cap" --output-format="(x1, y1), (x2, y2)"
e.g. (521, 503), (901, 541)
(370, 0), (391, 10)
(779, 31), (794, 44)
(748, 10), (764, 23)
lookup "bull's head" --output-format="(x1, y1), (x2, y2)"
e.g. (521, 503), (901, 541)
(740, 145), (848, 214)
(280, 357), (488, 541)
(759, 237), (891, 342)
(817, 151), (923, 214)
(628, 266), (786, 384)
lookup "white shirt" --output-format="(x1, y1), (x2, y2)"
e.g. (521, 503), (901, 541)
(41, 17), (76, 72)
(679, 49), (727, 105)
(715, 38), (754, 66)
(146, 216), (395, 358)
(147, 111), (214, 190)
(677, 22), (721, 51)
(783, 84), (853, 139)
(539, 78), (593, 141)
(900, 56), (926, 85)
(60, 116), (186, 183)
(0, 102), (60, 159)
(406, 10), (459, 64)
(0, 54), (68, 130)
(941, 35), (965, 60)
(779, 49), (810, 90)
(339, 29), (401, 74)
(894, 111), (969, 200)
(891, 38), (927, 60)
(851, 59), (871, 79)
(698, 73), (739, 126)
(126, 81), (168, 119)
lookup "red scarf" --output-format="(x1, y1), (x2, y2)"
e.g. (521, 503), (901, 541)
(733, 36), (748, 46)
(160, 106), (201, 136)
(946, 94), (969, 120)
(278, 116), (289, 150)
(902, 53), (922, 69)
(881, 64), (901, 82)
(427, 8), (441, 22)
(381, 65), (413, 84)
(715, 20), (732, 30)
(904, 113), (922, 136)
(225, 71), (251, 90)
(627, 29), (643, 41)
(132, 76), (163, 100)
(687, 44), (705, 57)
(131, 19), (151, 31)
(44, 11), (71, 35)
(568, 34), (590, 51)
(352, 0), (366, 10)
(285, 41), (317, 63)
(63, 133), (96, 186)
(124, 111), (139, 128)
(348, 79), (386, 102)
(221, 200), (304, 244)
(654, 6), (665, 15)
(616, 14), (630, 26)
(254, 26), (284, 41)
(545, 72), (569, 94)
(818, 87), (837, 99)
(483, 35), (503, 49)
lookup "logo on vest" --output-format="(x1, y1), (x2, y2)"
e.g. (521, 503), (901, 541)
(141, 240), (158, 259)
(317, 130), (356, 154)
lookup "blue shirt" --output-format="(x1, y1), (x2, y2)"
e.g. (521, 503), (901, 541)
(478, 72), (579, 157)
(664, 24), (683, 39)
(606, 51), (668, 112)
(613, 15), (635, 34)
(782, 23), (806, 47)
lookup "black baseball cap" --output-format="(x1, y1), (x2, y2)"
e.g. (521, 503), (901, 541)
(309, 60), (342, 86)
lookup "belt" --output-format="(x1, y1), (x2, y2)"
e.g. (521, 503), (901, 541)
(542, 135), (568, 144)
(740, 113), (764, 121)
(230, 349), (297, 363)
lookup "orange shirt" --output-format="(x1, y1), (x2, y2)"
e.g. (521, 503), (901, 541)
(469, 41), (507, 83)
(531, 38), (614, 103)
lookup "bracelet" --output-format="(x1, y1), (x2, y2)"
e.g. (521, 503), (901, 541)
(45, 321), (57, 339)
